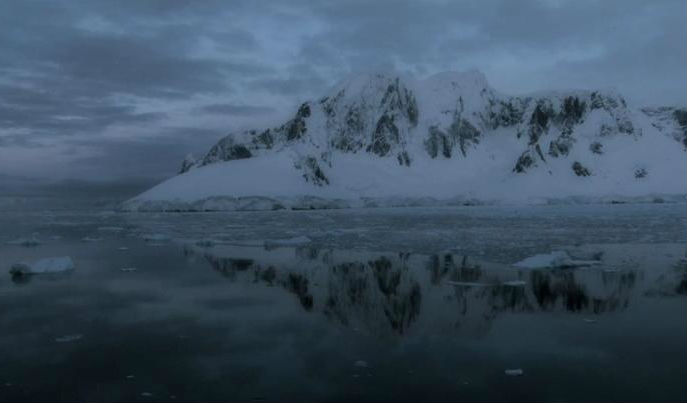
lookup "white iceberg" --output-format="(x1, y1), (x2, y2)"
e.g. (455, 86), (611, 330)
(10, 256), (75, 276)
(513, 251), (601, 269)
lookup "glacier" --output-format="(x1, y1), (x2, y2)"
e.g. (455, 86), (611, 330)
(124, 70), (687, 211)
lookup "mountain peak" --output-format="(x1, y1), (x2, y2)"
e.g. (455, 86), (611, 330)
(125, 70), (687, 211)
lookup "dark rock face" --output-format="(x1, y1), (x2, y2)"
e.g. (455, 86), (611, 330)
(397, 151), (411, 166)
(528, 101), (555, 145)
(284, 103), (311, 141)
(486, 98), (526, 129)
(368, 114), (400, 157)
(572, 161), (591, 177)
(674, 109), (687, 147)
(513, 150), (536, 173)
(590, 142), (603, 155)
(178, 155), (196, 174)
(424, 116), (481, 159)
(201, 136), (254, 166)
(331, 105), (365, 152)
(549, 135), (574, 157)
(297, 156), (329, 186)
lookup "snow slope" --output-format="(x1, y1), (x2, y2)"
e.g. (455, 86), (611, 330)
(125, 70), (686, 211)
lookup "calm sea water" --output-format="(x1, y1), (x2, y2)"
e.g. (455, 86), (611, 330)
(0, 203), (685, 402)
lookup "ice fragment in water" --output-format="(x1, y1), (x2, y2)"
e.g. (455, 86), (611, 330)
(513, 251), (601, 269)
(354, 360), (369, 368)
(505, 368), (524, 376)
(142, 233), (170, 242)
(55, 334), (82, 343)
(503, 280), (526, 286)
(10, 257), (75, 276)
(264, 236), (311, 247)
(120, 267), (137, 272)
(6, 237), (41, 247)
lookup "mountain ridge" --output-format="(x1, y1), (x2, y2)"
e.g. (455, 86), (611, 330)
(124, 70), (686, 211)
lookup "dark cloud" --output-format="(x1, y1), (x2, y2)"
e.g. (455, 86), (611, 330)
(198, 104), (276, 116)
(0, 0), (684, 187)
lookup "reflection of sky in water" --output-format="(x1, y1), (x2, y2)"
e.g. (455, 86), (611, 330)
(0, 205), (685, 401)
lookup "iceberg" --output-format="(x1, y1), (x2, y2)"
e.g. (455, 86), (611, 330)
(513, 251), (601, 269)
(10, 256), (75, 276)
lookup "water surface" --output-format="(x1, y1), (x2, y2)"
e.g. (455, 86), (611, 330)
(0, 204), (685, 402)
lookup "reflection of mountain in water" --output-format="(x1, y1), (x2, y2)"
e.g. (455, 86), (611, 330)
(184, 244), (652, 339)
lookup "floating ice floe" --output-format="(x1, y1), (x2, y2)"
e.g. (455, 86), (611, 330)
(502, 280), (527, 287)
(6, 237), (41, 247)
(264, 236), (312, 247)
(120, 267), (137, 272)
(55, 334), (82, 343)
(354, 360), (369, 368)
(81, 236), (103, 242)
(97, 226), (124, 232)
(513, 251), (601, 269)
(141, 233), (171, 242)
(10, 256), (75, 276)
(117, 246), (129, 251)
(504, 368), (524, 376)
(447, 281), (492, 287)
(583, 318), (598, 323)
(447, 280), (526, 287)
(195, 239), (216, 247)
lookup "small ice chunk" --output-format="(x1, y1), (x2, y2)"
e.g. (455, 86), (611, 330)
(446, 281), (492, 287)
(264, 236), (311, 247)
(503, 280), (526, 287)
(505, 368), (524, 376)
(126, 375), (135, 379)
(117, 246), (129, 251)
(120, 267), (137, 272)
(225, 239), (264, 247)
(141, 392), (153, 397)
(583, 318), (598, 323)
(81, 236), (103, 242)
(354, 360), (369, 368)
(10, 256), (75, 276)
(142, 233), (170, 242)
(195, 239), (215, 247)
(98, 226), (124, 232)
(513, 251), (601, 269)
(55, 334), (82, 343)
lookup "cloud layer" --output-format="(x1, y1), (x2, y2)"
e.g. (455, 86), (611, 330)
(0, 0), (684, 186)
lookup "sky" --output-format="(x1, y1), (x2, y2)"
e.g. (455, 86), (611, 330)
(0, 0), (685, 192)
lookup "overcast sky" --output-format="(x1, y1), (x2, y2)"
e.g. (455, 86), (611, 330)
(0, 0), (685, 189)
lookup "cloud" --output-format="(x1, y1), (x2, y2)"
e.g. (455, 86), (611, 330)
(197, 104), (276, 116)
(0, 0), (684, 186)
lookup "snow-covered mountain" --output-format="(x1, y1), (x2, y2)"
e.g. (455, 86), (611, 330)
(125, 70), (686, 211)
